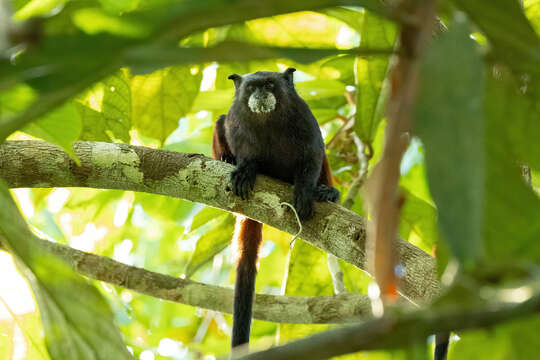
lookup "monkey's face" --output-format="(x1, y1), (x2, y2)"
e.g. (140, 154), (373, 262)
(245, 81), (277, 114)
(229, 69), (296, 115)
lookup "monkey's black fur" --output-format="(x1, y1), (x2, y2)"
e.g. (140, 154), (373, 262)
(212, 68), (339, 350)
(224, 68), (338, 219)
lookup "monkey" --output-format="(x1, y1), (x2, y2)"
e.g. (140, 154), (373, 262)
(211, 68), (339, 349)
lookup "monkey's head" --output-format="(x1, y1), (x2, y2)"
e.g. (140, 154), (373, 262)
(228, 68), (296, 114)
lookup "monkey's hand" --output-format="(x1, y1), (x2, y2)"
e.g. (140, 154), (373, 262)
(314, 184), (340, 203)
(231, 161), (257, 200)
(293, 187), (315, 221)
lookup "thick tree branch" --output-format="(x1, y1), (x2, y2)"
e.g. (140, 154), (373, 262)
(0, 236), (372, 324)
(0, 140), (439, 304)
(236, 293), (540, 360)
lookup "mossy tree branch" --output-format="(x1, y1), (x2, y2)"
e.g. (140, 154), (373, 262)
(0, 236), (374, 324)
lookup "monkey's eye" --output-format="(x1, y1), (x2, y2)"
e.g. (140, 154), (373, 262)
(265, 83), (274, 90)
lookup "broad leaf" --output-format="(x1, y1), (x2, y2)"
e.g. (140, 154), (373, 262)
(453, 0), (540, 74)
(184, 214), (234, 278)
(0, 84), (82, 158)
(131, 66), (202, 143)
(190, 206), (228, 231)
(14, 0), (70, 20)
(414, 19), (485, 268)
(277, 239), (333, 343)
(77, 70), (132, 142)
(483, 73), (540, 263)
(23, 102), (82, 160)
(98, 0), (139, 14)
(354, 11), (396, 143)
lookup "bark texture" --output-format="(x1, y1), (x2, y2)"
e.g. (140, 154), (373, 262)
(0, 236), (371, 324)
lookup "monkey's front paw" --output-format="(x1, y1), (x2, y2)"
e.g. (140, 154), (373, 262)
(231, 167), (256, 200)
(293, 191), (315, 221)
(314, 184), (340, 203)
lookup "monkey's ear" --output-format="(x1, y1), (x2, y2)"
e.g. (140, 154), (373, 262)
(283, 67), (296, 84)
(228, 74), (242, 89)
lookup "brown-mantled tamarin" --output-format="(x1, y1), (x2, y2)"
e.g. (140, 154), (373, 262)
(211, 68), (339, 349)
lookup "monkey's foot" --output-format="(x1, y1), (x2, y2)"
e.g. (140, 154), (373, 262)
(293, 189), (315, 221)
(314, 184), (340, 203)
(231, 165), (256, 200)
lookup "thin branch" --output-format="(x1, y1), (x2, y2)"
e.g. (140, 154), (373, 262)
(0, 236), (372, 324)
(0, 140), (439, 304)
(328, 135), (371, 295)
(342, 135), (370, 209)
(327, 255), (347, 294)
(365, 0), (437, 303)
(236, 293), (540, 360)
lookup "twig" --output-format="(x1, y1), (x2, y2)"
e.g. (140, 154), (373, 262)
(328, 135), (372, 294)
(280, 201), (302, 248)
(365, 0), (437, 304)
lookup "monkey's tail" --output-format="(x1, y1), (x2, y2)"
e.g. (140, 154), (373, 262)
(434, 332), (450, 360)
(232, 217), (263, 348)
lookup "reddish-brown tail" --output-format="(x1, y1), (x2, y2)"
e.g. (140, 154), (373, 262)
(231, 217), (263, 348)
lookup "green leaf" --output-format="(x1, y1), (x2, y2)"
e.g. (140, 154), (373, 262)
(414, 18), (485, 268)
(322, 7), (363, 32)
(277, 239), (333, 343)
(449, 317), (540, 360)
(0, 183), (131, 360)
(320, 54), (356, 85)
(184, 214), (234, 278)
(23, 102), (82, 161)
(400, 163), (434, 207)
(76, 104), (111, 142)
(296, 79), (347, 100)
(0, 35), (122, 141)
(14, 0), (69, 20)
(354, 12), (396, 143)
(399, 190), (439, 253)
(0, 84), (36, 120)
(339, 260), (370, 294)
(131, 66), (202, 143)
(102, 70), (132, 142)
(283, 240), (333, 296)
(192, 89), (235, 113)
(134, 193), (197, 223)
(494, 77), (540, 172)
(453, 0), (540, 74)
(482, 73), (540, 263)
(97, 0), (139, 14)
(73, 8), (151, 38)
(244, 12), (350, 48)
(190, 206), (228, 231)
(77, 70), (132, 142)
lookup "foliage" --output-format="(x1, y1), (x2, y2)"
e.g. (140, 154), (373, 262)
(0, 0), (539, 359)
